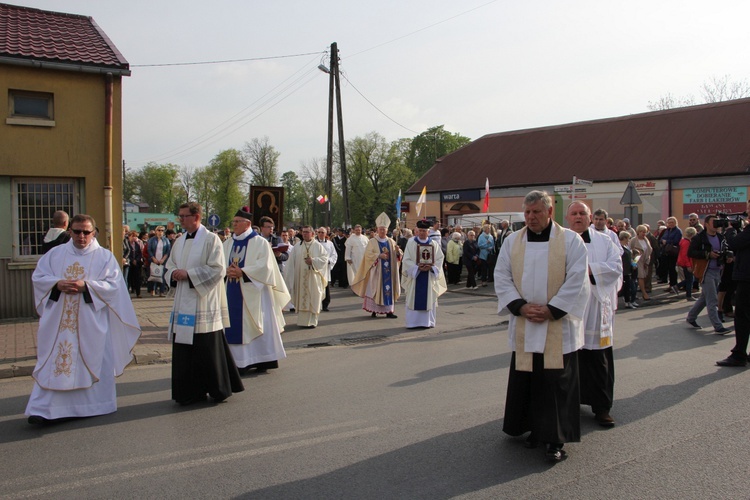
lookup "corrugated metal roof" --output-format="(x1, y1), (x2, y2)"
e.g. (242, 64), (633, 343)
(409, 98), (750, 193)
(0, 2), (129, 72)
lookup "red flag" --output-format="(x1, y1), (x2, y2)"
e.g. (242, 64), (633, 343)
(483, 178), (490, 213)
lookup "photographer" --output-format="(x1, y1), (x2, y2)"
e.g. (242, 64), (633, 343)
(685, 215), (731, 334)
(716, 204), (750, 367)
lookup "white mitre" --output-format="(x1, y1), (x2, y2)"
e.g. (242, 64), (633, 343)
(375, 212), (391, 229)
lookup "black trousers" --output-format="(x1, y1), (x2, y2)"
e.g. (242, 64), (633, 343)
(321, 284), (331, 309)
(730, 281), (750, 359)
(579, 347), (615, 413)
(503, 351), (581, 444)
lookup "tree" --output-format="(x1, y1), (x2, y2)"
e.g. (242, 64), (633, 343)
(191, 166), (215, 217)
(345, 132), (414, 227)
(647, 75), (750, 110)
(280, 170), (306, 225)
(243, 136), (280, 187)
(177, 165), (195, 205)
(647, 93), (695, 111)
(206, 149), (246, 228)
(126, 162), (179, 213)
(405, 125), (471, 178)
(700, 75), (750, 103)
(300, 158), (328, 228)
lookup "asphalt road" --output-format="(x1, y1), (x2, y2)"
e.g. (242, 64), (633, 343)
(0, 290), (748, 499)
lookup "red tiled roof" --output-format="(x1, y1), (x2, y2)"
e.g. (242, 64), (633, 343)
(0, 2), (129, 72)
(408, 98), (750, 194)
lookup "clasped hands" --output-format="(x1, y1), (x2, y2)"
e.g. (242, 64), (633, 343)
(520, 303), (554, 323)
(56, 279), (84, 295)
(226, 264), (244, 280)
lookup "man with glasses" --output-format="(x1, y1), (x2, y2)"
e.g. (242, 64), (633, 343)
(259, 216), (288, 269)
(166, 202), (244, 405)
(285, 226), (328, 328)
(26, 214), (141, 424)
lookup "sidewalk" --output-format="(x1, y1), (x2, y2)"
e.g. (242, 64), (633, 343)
(0, 294), (174, 379)
(0, 281), (688, 380)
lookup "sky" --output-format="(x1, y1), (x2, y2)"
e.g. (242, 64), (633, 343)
(11, 0), (750, 177)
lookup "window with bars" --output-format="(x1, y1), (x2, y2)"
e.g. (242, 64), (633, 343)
(12, 178), (79, 260)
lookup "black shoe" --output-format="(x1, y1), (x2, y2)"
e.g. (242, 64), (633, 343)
(715, 327), (733, 335)
(371, 312), (377, 318)
(545, 443), (567, 462)
(289, 308), (296, 313)
(716, 356), (747, 367)
(595, 411), (615, 428)
(27, 415), (50, 425)
(178, 394), (208, 406)
(322, 307), (329, 312)
(386, 313), (398, 319)
(524, 434), (539, 449)
(687, 319), (701, 328)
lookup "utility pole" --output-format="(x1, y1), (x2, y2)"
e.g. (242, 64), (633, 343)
(322, 42), (351, 228)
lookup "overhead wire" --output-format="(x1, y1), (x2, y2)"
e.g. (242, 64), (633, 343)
(131, 51), (325, 68)
(339, 71), (419, 134)
(129, 51), (326, 165)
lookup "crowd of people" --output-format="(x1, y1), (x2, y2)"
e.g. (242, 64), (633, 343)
(24, 197), (750, 465)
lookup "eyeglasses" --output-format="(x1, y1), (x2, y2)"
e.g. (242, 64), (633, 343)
(72, 229), (94, 235)
(177, 214), (195, 219)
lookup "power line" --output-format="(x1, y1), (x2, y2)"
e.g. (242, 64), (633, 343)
(339, 72), (419, 134)
(131, 51), (325, 68)
(348, 0), (499, 58)
(129, 53), (324, 165)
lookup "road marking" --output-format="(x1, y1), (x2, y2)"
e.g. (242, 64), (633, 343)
(3, 421), (378, 498)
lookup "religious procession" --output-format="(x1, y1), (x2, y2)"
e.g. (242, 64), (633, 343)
(22, 191), (750, 465)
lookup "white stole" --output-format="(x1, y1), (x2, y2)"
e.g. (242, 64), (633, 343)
(169, 226), (208, 344)
(510, 222), (566, 372)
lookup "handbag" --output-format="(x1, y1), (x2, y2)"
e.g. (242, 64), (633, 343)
(148, 263), (164, 282)
(692, 258), (708, 281)
(663, 243), (679, 257)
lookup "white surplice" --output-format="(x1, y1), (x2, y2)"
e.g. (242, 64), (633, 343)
(285, 239), (328, 326)
(223, 228), (291, 367)
(582, 227), (623, 349)
(26, 239), (141, 419)
(402, 237), (447, 327)
(345, 233), (369, 285)
(494, 224), (589, 355)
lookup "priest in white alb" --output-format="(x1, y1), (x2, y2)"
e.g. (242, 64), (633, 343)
(402, 219), (447, 328)
(567, 201), (623, 428)
(26, 214), (141, 424)
(345, 224), (369, 286)
(223, 207), (291, 374)
(166, 202), (244, 406)
(494, 191), (590, 462)
(351, 213), (401, 319)
(285, 225), (328, 328)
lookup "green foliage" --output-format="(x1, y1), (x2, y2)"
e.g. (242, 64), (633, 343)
(343, 132), (415, 228)
(280, 170), (306, 226)
(205, 149), (246, 228)
(125, 162), (179, 213)
(406, 125), (471, 178)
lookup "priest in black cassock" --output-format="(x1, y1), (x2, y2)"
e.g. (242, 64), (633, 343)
(494, 191), (590, 462)
(165, 202), (244, 406)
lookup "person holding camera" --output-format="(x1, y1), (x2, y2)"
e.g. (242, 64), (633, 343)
(717, 203), (750, 367)
(685, 214), (732, 334)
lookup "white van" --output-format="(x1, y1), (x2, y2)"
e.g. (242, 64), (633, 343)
(451, 212), (525, 231)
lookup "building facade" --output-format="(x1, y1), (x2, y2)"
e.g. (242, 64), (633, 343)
(0, 3), (130, 318)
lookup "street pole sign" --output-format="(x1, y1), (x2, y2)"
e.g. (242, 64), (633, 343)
(208, 214), (220, 228)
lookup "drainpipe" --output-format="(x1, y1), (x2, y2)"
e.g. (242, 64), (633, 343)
(103, 73), (114, 250)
